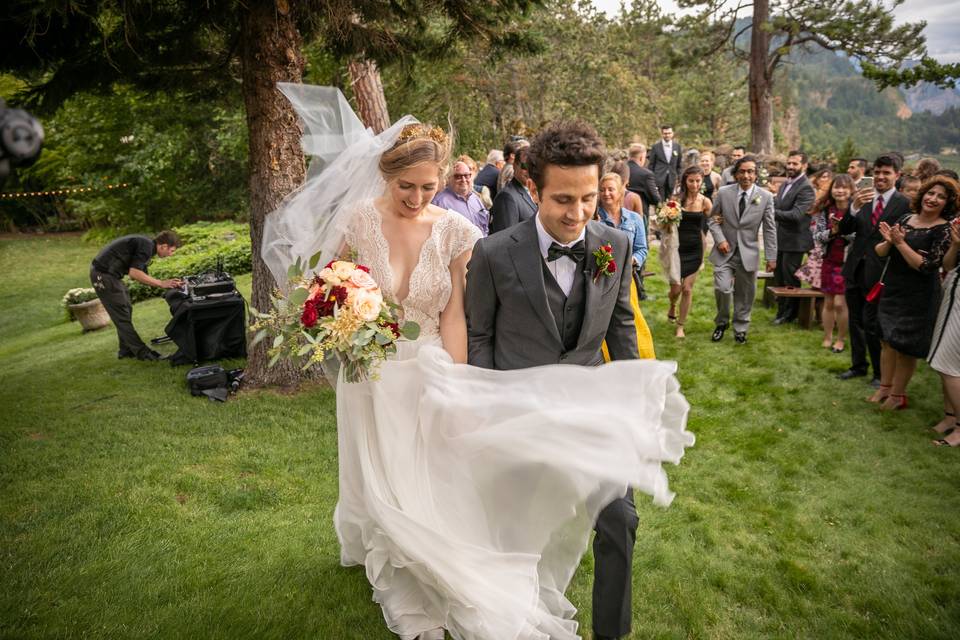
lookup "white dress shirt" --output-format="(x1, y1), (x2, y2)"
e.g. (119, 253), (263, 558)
(536, 215), (585, 297)
(662, 140), (673, 163)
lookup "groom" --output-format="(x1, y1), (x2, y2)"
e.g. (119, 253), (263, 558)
(465, 121), (639, 640)
(707, 155), (777, 344)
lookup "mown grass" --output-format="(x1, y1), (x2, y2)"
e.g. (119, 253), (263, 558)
(1, 234), (959, 639)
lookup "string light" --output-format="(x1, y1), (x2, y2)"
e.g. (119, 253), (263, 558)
(0, 183), (130, 200)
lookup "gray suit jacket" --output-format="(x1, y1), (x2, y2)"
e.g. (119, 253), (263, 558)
(707, 184), (777, 272)
(465, 218), (639, 370)
(773, 176), (816, 253)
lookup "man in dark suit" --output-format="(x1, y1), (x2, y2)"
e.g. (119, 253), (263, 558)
(647, 125), (682, 199)
(488, 146), (538, 234)
(474, 149), (504, 202)
(626, 143), (661, 213)
(836, 155), (909, 384)
(772, 150), (817, 324)
(466, 120), (641, 640)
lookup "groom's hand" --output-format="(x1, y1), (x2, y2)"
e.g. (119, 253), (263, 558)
(717, 241), (731, 255)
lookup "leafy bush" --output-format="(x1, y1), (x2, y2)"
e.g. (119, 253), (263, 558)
(125, 221), (251, 303)
(61, 287), (99, 321)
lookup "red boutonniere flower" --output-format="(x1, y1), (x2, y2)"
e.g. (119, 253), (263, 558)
(592, 243), (617, 283)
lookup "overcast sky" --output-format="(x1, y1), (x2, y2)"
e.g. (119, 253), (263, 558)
(592, 0), (960, 63)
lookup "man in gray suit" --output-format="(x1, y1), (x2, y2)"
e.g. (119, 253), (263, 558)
(465, 121), (638, 640)
(772, 150), (817, 324)
(707, 155), (777, 344)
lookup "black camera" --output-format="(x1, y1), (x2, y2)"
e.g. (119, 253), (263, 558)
(0, 98), (45, 187)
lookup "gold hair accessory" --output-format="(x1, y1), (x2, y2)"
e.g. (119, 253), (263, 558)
(398, 123), (447, 145)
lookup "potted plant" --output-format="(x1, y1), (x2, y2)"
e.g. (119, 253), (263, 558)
(62, 287), (111, 332)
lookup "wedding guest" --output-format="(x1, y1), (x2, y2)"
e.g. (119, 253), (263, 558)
(698, 151), (721, 201)
(648, 124), (682, 199)
(475, 149), (504, 202)
(626, 143), (661, 214)
(497, 137), (529, 193)
(669, 166), (712, 339)
(489, 146), (537, 234)
(899, 175), (921, 202)
(837, 155), (910, 385)
(937, 169), (960, 184)
(707, 155), (777, 344)
(772, 151), (817, 324)
(872, 176), (956, 409)
(931, 217), (960, 445)
(597, 172), (655, 359)
(432, 157), (490, 236)
(847, 158), (868, 183)
(611, 160), (644, 217)
(813, 174), (856, 352)
(810, 168), (834, 200)
(89, 231), (182, 360)
(720, 146), (745, 185)
(915, 157), (941, 183)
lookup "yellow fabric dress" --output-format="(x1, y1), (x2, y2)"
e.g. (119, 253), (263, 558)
(602, 278), (656, 361)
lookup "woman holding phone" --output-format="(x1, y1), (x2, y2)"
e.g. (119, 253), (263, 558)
(813, 174), (856, 352)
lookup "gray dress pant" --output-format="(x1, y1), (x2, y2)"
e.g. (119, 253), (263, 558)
(713, 249), (757, 333)
(90, 267), (151, 358)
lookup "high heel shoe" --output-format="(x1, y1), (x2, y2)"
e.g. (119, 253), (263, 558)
(881, 394), (908, 411)
(667, 309), (677, 323)
(675, 322), (685, 339)
(867, 384), (891, 403)
(933, 412), (956, 434)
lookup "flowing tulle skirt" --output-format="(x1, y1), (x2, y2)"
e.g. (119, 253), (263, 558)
(334, 339), (693, 640)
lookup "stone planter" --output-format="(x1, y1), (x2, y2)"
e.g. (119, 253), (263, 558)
(69, 298), (111, 332)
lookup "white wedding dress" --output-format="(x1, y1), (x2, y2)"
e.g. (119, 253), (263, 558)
(335, 200), (694, 640)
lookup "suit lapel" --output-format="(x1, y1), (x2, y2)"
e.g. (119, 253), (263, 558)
(576, 225), (614, 350)
(507, 219), (562, 345)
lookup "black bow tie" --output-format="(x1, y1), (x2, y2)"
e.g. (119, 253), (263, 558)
(547, 240), (585, 263)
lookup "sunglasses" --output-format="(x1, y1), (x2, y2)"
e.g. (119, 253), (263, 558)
(453, 173), (472, 179)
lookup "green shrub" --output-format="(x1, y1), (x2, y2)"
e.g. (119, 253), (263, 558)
(125, 221), (251, 303)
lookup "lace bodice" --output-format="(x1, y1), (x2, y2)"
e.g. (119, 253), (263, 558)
(345, 200), (482, 338)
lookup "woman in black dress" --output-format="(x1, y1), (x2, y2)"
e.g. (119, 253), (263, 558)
(668, 166), (712, 338)
(875, 176), (958, 410)
(698, 151), (720, 202)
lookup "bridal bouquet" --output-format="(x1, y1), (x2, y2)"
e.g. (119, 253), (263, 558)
(251, 256), (419, 382)
(654, 199), (683, 229)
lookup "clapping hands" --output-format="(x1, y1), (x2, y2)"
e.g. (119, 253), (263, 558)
(878, 221), (905, 245)
(950, 218), (960, 246)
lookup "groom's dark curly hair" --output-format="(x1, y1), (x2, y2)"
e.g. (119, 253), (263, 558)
(524, 120), (606, 192)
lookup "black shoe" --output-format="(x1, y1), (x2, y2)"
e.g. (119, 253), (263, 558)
(137, 349), (162, 361)
(869, 377), (881, 388)
(711, 325), (727, 342)
(772, 316), (794, 326)
(837, 369), (867, 380)
(118, 350), (136, 359)
(734, 331), (747, 344)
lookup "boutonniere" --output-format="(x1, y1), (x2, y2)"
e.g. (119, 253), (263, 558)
(751, 194), (762, 206)
(592, 244), (617, 283)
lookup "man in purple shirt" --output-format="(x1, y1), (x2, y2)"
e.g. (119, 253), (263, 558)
(432, 159), (490, 236)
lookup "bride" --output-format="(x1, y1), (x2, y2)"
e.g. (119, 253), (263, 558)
(263, 85), (694, 640)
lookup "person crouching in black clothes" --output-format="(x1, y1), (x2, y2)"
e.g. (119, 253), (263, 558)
(89, 230), (182, 361)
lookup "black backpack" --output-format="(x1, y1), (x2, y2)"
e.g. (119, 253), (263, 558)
(186, 365), (231, 401)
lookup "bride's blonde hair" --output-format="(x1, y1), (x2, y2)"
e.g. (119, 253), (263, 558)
(379, 123), (452, 182)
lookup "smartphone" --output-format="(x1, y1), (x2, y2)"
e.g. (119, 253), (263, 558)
(857, 176), (874, 190)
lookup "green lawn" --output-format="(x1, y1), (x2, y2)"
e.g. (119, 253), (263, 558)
(1, 234), (958, 639)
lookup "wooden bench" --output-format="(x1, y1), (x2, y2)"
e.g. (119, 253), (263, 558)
(757, 271), (775, 308)
(768, 286), (825, 329)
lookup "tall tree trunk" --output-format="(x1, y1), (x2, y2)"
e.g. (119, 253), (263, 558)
(748, 0), (774, 155)
(240, 0), (306, 386)
(348, 59), (391, 133)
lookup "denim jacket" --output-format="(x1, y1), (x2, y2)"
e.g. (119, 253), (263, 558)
(597, 206), (648, 266)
